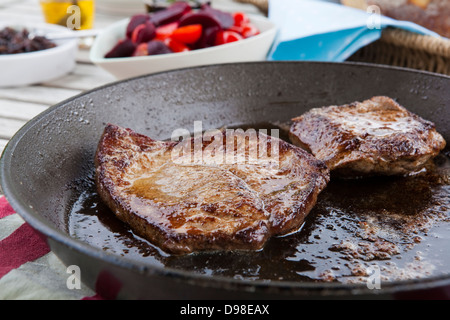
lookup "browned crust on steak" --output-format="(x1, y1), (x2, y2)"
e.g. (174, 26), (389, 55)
(223, 135), (329, 235)
(95, 124), (329, 254)
(289, 96), (446, 177)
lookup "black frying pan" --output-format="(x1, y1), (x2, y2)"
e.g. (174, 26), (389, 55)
(1, 62), (449, 299)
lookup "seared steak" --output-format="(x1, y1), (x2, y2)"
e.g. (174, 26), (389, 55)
(289, 96), (446, 177)
(95, 124), (329, 254)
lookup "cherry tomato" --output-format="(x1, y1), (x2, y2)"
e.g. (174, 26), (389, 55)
(233, 12), (250, 27)
(227, 25), (244, 35)
(242, 23), (260, 38)
(155, 22), (179, 40)
(171, 24), (203, 44)
(215, 30), (243, 46)
(163, 37), (190, 53)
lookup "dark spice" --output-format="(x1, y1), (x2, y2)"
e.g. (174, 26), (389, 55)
(0, 27), (56, 55)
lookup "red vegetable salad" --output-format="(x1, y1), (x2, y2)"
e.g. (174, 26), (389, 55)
(105, 1), (260, 58)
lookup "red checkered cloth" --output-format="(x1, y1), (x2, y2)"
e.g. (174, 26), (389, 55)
(0, 196), (104, 299)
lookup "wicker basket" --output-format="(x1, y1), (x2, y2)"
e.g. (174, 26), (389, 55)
(349, 28), (450, 75)
(236, 0), (450, 75)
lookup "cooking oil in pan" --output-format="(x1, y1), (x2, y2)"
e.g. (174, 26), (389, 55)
(68, 123), (450, 284)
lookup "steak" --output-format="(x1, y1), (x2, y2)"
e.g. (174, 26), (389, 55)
(289, 96), (446, 177)
(95, 124), (329, 254)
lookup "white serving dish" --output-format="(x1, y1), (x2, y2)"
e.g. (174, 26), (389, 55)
(0, 22), (78, 88)
(90, 14), (277, 80)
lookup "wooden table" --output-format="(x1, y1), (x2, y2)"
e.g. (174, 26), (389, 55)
(0, 0), (261, 194)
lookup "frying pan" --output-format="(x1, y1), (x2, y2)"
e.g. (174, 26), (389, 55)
(1, 61), (449, 299)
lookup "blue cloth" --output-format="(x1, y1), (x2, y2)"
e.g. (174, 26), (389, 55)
(267, 0), (441, 62)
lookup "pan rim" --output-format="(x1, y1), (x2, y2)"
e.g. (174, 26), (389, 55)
(1, 61), (450, 297)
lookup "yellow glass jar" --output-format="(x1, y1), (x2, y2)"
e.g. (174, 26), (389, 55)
(39, 0), (95, 30)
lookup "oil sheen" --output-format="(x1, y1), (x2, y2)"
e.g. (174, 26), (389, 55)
(68, 123), (450, 284)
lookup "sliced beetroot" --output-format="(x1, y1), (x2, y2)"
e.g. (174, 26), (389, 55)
(195, 25), (220, 49)
(126, 14), (150, 38)
(178, 11), (221, 30)
(149, 1), (191, 27)
(105, 38), (136, 58)
(131, 21), (156, 44)
(147, 40), (173, 55)
(107, 4), (259, 59)
(200, 4), (234, 30)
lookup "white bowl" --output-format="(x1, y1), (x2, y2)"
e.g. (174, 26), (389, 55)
(90, 14), (277, 80)
(0, 22), (78, 88)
